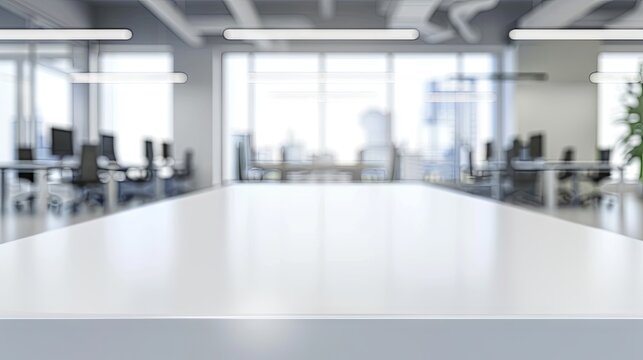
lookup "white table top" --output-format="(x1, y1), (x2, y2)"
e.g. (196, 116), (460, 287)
(1, 183), (642, 319)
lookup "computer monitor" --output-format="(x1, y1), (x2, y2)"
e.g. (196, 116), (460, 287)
(51, 127), (74, 158)
(529, 134), (544, 159)
(162, 142), (172, 159)
(100, 134), (117, 162)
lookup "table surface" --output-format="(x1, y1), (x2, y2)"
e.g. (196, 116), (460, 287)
(0, 183), (642, 319)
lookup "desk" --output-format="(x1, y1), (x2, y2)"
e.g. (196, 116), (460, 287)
(1, 184), (643, 358)
(253, 161), (380, 181)
(0, 161), (69, 214)
(0, 161), (124, 214)
(513, 160), (623, 210)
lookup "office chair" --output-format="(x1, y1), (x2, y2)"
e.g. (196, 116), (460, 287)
(162, 142), (172, 161)
(13, 147), (38, 212)
(170, 149), (194, 195)
(51, 144), (105, 213)
(71, 144), (105, 211)
(485, 141), (493, 161)
(504, 140), (540, 205)
(557, 148), (576, 205)
(581, 149), (613, 206)
(360, 145), (397, 182)
(466, 149), (491, 183)
(119, 140), (157, 201)
(235, 136), (264, 181)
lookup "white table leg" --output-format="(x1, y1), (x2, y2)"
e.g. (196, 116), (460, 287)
(544, 170), (556, 212)
(155, 174), (163, 199)
(106, 170), (118, 211)
(36, 169), (49, 213)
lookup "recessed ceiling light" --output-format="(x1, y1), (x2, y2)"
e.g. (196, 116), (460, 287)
(69, 72), (188, 84)
(0, 29), (132, 41)
(223, 28), (420, 41)
(509, 29), (643, 41)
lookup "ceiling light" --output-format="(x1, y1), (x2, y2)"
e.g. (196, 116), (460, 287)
(509, 29), (643, 41)
(451, 72), (548, 82)
(589, 72), (642, 84)
(69, 72), (188, 84)
(223, 29), (419, 41)
(0, 29), (132, 41)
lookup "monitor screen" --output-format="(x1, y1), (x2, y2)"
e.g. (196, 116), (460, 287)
(529, 134), (543, 159)
(100, 134), (116, 161)
(51, 128), (74, 157)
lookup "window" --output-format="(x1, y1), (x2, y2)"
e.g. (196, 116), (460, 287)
(223, 52), (498, 182)
(35, 60), (72, 158)
(597, 52), (643, 180)
(99, 52), (173, 165)
(0, 61), (16, 161)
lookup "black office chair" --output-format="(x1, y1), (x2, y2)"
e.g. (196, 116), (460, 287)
(162, 142), (172, 161)
(582, 149), (612, 206)
(557, 148), (576, 205)
(485, 141), (493, 161)
(69, 144), (105, 212)
(119, 140), (156, 201)
(13, 147), (37, 212)
(48, 144), (105, 213)
(467, 149), (491, 182)
(504, 139), (540, 205)
(169, 149), (195, 195)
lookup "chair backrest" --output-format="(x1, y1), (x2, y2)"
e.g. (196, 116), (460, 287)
(162, 142), (172, 160)
(144, 140), (154, 168)
(562, 148), (574, 162)
(78, 144), (100, 183)
(17, 147), (34, 183)
(596, 149), (611, 181)
(100, 134), (117, 162)
(558, 147), (575, 180)
(485, 141), (493, 161)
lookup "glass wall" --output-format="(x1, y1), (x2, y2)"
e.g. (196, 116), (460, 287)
(0, 61), (16, 161)
(223, 51), (498, 182)
(99, 52), (173, 165)
(35, 59), (72, 158)
(597, 52), (643, 180)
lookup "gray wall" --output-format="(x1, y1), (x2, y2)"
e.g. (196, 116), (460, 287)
(514, 41), (600, 160)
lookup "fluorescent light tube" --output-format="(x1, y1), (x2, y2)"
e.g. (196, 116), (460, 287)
(425, 92), (496, 103)
(69, 72), (188, 84)
(223, 29), (419, 41)
(589, 72), (642, 84)
(509, 29), (643, 41)
(451, 72), (548, 82)
(0, 29), (132, 41)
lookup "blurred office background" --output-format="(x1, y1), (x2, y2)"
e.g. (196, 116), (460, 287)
(2, 0), (643, 241)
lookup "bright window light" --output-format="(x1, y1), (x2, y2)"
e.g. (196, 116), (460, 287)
(509, 29), (643, 41)
(69, 72), (188, 84)
(223, 29), (419, 41)
(589, 72), (642, 84)
(0, 29), (132, 41)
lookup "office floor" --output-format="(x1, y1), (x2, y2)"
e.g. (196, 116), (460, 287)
(2, 182), (643, 243)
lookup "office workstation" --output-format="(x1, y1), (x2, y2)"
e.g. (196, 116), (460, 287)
(3, 0), (643, 359)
